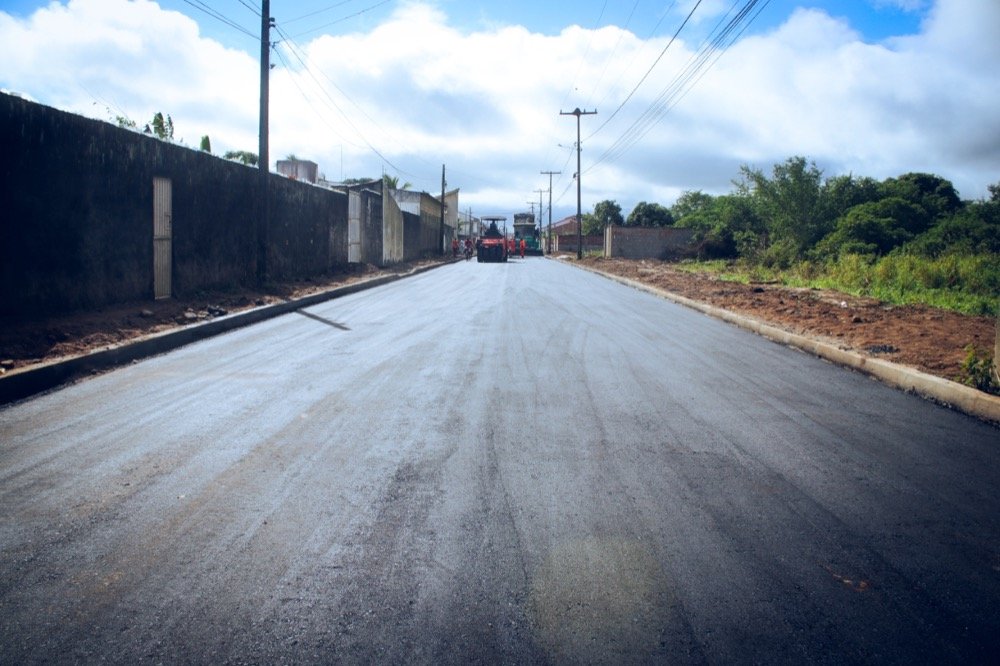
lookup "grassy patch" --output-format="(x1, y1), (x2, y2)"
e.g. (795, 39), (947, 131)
(674, 253), (999, 316)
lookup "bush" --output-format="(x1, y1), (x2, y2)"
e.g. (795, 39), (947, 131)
(958, 346), (999, 394)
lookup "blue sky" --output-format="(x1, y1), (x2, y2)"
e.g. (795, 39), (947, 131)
(0, 1), (928, 46)
(2, 0), (996, 220)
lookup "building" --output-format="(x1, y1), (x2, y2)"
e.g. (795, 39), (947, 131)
(276, 158), (319, 184)
(550, 214), (580, 235)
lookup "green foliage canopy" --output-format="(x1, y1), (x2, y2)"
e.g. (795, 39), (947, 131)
(626, 201), (674, 227)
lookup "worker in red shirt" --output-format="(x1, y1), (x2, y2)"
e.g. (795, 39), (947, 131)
(519, 238), (526, 258)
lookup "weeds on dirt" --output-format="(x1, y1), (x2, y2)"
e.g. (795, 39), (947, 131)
(677, 254), (999, 317)
(957, 345), (999, 394)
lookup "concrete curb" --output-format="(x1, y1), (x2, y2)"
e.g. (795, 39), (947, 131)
(575, 263), (1000, 425)
(0, 261), (452, 406)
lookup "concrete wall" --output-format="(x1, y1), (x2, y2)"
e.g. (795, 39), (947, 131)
(604, 225), (695, 260)
(0, 93), (431, 318)
(382, 187), (404, 264)
(554, 234), (604, 254)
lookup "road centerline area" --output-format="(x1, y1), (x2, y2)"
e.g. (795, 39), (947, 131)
(2, 258), (998, 664)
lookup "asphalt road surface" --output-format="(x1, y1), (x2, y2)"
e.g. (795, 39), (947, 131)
(2, 257), (999, 664)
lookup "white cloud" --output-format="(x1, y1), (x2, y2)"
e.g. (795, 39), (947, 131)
(1, 0), (997, 219)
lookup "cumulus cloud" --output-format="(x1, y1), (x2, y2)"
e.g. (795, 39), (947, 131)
(1, 0), (997, 218)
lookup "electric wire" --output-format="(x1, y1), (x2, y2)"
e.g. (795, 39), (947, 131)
(289, 0), (394, 40)
(284, 0), (356, 25)
(586, 0), (770, 173)
(179, 0), (257, 39)
(233, 0), (260, 17)
(272, 24), (418, 180)
(585, 0), (702, 141)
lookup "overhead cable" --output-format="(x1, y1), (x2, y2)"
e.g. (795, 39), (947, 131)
(179, 0), (257, 39)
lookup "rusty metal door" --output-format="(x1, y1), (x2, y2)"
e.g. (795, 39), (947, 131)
(153, 177), (172, 299)
(348, 190), (361, 263)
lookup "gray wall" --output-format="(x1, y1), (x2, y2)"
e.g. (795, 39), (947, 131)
(0, 93), (420, 318)
(604, 226), (695, 260)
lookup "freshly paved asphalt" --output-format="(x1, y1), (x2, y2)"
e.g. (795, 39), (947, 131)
(2, 257), (998, 664)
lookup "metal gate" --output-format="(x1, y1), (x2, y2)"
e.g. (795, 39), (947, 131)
(348, 190), (361, 263)
(153, 177), (172, 299)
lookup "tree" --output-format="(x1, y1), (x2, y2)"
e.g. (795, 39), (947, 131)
(814, 198), (928, 257)
(581, 212), (603, 235)
(223, 150), (258, 166)
(584, 199), (625, 233)
(737, 156), (828, 258)
(146, 112), (174, 140)
(200, 135), (211, 153)
(626, 201), (674, 227)
(675, 194), (763, 259)
(818, 174), (881, 223)
(906, 199), (1000, 256)
(880, 172), (962, 221)
(670, 190), (713, 221)
(382, 174), (412, 190)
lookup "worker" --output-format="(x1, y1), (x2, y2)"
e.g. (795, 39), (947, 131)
(451, 237), (459, 257)
(519, 238), (526, 258)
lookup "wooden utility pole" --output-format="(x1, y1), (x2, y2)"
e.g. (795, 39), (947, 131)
(560, 108), (597, 259)
(258, 0), (274, 284)
(541, 170), (560, 254)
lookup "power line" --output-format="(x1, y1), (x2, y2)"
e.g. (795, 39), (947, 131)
(179, 0), (257, 39)
(585, 0), (702, 141)
(587, 0), (771, 172)
(284, 0), (355, 25)
(272, 24), (416, 179)
(289, 0), (394, 40)
(233, 0), (260, 17)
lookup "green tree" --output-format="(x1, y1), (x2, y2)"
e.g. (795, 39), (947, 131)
(585, 200), (624, 234)
(581, 212), (603, 235)
(818, 174), (882, 223)
(675, 194), (763, 258)
(670, 190), (714, 221)
(738, 156), (828, 259)
(223, 150), (258, 166)
(146, 112), (174, 140)
(906, 199), (1000, 256)
(815, 198), (928, 257)
(200, 135), (211, 153)
(626, 201), (674, 227)
(382, 174), (412, 190)
(880, 172), (962, 221)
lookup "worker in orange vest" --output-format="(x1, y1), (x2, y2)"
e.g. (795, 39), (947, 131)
(519, 238), (526, 258)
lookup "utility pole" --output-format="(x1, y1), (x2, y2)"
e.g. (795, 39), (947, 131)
(440, 164), (446, 255)
(541, 170), (560, 254)
(534, 188), (544, 251)
(258, 0), (274, 284)
(560, 108), (597, 260)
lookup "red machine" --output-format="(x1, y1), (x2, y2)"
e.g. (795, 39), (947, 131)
(477, 216), (508, 263)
